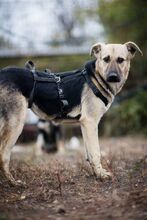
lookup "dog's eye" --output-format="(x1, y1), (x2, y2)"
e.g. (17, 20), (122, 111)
(117, 57), (124, 64)
(103, 56), (110, 63)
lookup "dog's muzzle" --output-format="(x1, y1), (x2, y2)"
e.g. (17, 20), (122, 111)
(106, 72), (121, 83)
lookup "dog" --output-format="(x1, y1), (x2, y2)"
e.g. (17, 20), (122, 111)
(36, 119), (63, 155)
(0, 42), (142, 186)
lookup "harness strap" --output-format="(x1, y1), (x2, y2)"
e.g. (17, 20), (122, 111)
(54, 75), (69, 116)
(82, 69), (109, 106)
(28, 71), (37, 108)
(28, 71), (57, 108)
(97, 72), (114, 95)
(92, 73), (111, 97)
(28, 71), (69, 112)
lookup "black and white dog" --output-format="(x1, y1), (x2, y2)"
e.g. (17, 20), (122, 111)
(0, 42), (142, 185)
(36, 119), (62, 155)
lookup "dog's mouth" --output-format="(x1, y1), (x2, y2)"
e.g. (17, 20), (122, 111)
(106, 72), (121, 83)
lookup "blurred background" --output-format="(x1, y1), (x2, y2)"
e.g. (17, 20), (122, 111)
(0, 0), (147, 146)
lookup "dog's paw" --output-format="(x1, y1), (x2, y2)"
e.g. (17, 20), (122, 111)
(4, 172), (26, 187)
(94, 168), (112, 180)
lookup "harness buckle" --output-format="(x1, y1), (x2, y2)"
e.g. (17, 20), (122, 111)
(61, 100), (69, 108)
(55, 76), (61, 83)
(82, 69), (87, 75)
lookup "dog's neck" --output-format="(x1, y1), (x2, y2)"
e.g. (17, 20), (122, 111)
(93, 70), (127, 101)
(85, 60), (115, 103)
(92, 70), (114, 103)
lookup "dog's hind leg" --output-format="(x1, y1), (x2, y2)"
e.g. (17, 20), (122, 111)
(0, 93), (27, 186)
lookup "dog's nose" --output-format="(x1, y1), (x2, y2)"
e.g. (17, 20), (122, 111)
(106, 72), (120, 83)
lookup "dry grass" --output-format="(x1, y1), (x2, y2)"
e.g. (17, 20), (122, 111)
(0, 137), (147, 220)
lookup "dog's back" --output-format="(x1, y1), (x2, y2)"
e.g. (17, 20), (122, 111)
(0, 67), (34, 98)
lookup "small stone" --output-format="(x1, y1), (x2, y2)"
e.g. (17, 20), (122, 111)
(53, 199), (59, 204)
(56, 206), (66, 214)
(132, 204), (136, 209)
(20, 195), (26, 200)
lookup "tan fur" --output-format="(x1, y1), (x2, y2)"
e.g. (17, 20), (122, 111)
(0, 86), (27, 185)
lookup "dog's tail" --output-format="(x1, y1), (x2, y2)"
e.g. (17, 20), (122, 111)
(25, 60), (35, 72)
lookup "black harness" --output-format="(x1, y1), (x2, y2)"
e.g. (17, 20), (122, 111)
(28, 71), (69, 114)
(28, 60), (111, 118)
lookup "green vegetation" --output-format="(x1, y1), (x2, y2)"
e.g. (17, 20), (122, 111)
(102, 91), (147, 136)
(0, 54), (89, 72)
(98, 0), (147, 136)
(98, 0), (147, 82)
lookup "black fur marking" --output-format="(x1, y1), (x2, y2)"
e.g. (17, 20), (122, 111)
(37, 120), (62, 153)
(0, 68), (34, 98)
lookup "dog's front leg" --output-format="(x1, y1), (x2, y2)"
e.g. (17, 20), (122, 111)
(81, 120), (111, 179)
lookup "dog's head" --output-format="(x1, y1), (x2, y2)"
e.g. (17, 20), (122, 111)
(90, 42), (142, 93)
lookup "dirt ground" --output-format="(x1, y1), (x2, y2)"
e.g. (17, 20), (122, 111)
(0, 137), (147, 220)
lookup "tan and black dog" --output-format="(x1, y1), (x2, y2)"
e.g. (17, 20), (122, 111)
(0, 42), (142, 186)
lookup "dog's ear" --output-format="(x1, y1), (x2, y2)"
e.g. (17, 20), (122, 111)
(125, 42), (143, 58)
(90, 43), (104, 57)
(25, 60), (35, 71)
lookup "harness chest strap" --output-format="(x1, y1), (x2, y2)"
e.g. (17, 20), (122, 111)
(28, 70), (37, 108)
(54, 75), (69, 116)
(82, 69), (109, 106)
